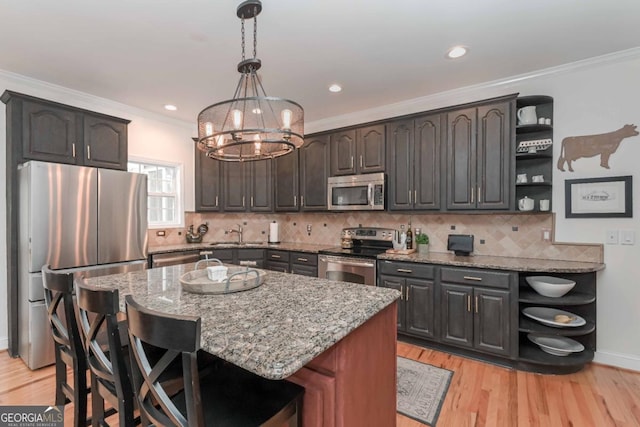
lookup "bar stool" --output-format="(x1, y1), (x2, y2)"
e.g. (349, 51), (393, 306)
(42, 265), (89, 427)
(75, 278), (135, 426)
(125, 295), (304, 426)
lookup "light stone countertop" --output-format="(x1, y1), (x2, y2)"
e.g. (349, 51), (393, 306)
(148, 242), (328, 255)
(84, 264), (400, 380)
(378, 251), (605, 273)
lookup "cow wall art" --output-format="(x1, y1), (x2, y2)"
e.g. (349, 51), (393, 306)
(557, 124), (638, 172)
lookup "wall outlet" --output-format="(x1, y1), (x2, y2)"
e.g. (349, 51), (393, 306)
(156, 230), (166, 237)
(605, 230), (619, 244)
(541, 228), (551, 242)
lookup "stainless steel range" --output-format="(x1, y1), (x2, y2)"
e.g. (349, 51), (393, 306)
(318, 227), (394, 286)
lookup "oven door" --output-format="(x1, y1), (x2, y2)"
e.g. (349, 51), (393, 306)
(318, 255), (376, 286)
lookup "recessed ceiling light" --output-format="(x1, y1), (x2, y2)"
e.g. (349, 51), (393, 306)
(446, 46), (468, 59)
(252, 108), (262, 114)
(329, 84), (342, 93)
(164, 104), (178, 111)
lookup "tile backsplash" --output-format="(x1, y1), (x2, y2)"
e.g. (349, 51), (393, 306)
(148, 212), (603, 263)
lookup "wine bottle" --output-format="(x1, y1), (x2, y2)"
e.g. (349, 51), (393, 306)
(406, 222), (413, 249)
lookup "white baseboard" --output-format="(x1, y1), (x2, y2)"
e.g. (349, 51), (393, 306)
(594, 350), (640, 372)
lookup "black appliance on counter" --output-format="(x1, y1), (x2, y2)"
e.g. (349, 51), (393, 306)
(447, 234), (474, 256)
(318, 227), (394, 286)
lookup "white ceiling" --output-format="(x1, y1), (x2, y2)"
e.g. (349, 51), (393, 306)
(2, 0), (639, 127)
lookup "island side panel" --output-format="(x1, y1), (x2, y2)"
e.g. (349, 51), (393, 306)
(291, 301), (398, 427)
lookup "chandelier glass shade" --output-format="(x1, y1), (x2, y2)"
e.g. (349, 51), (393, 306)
(197, 0), (304, 162)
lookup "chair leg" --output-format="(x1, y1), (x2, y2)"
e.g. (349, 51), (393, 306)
(72, 366), (88, 427)
(90, 375), (104, 427)
(54, 349), (67, 406)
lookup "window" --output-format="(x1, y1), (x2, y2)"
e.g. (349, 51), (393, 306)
(128, 160), (183, 228)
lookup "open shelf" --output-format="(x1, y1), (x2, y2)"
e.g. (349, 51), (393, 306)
(517, 340), (594, 374)
(516, 124), (553, 133)
(519, 289), (596, 306)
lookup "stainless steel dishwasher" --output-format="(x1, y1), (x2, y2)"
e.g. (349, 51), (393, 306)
(149, 250), (202, 268)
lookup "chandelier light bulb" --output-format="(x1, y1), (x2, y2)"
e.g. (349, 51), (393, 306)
(281, 109), (292, 130)
(205, 122), (214, 136)
(232, 109), (243, 129)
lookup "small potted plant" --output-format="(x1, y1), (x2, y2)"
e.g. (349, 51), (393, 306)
(415, 233), (429, 255)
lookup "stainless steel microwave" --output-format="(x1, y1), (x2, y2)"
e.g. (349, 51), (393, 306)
(327, 172), (385, 211)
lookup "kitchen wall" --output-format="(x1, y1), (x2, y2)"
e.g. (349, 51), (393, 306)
(1, 49), (639, 370)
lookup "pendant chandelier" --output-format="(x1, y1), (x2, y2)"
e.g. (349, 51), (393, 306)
(197, 0), (304, 162)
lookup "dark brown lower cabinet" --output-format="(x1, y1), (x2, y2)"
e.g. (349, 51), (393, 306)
(440, 284), (511, 357)
(378, 274), (435, 339)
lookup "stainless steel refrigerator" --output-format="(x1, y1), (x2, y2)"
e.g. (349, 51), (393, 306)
(18, 161), (148, 369)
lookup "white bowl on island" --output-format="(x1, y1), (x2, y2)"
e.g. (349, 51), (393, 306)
(526, 276), (576, 298)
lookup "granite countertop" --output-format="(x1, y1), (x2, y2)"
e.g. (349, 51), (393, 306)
(378, 251), (605, 273)
(148, 242), (328, 255)
(85, 264), (400, 380)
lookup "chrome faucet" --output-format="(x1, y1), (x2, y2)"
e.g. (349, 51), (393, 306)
(228, 224), (243, 243)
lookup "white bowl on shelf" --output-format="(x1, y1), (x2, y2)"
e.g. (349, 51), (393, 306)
(526, 275), (575, 298)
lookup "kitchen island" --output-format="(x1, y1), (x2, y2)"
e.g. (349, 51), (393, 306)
(86, 264), (400, 426)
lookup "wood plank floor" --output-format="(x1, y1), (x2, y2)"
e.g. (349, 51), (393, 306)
(2, 342), (640, 426)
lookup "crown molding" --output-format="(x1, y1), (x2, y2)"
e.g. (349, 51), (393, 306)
(0, 68), (196, 131)
(306, 47), (640, 134)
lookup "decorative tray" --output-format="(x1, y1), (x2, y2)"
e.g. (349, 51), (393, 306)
(385, 248), (416, 255)
(179, 267), (267, 294)
(517, 138), (553, 153)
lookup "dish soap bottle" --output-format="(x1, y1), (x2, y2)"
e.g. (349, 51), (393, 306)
(406, 221), (413, 250)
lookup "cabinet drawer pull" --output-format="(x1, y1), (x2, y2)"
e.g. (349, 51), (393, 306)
(408, 190), (412, 204)
(72, 143), (76, 158)
(271, 254), (281, 259)
(414, 190), (417, 205)
(478, 186), (482, 203)
(359, 155), (363, 168)
(475, 296), (479, 313)
(87, 145), (92, 160)
(294, 195), (297, 207)
(297, 257), (308, 262)
(471, 187), (474, 204)
(350, 156), (354, 169)
(467, 295), (471, 312)
(400, 285), (404, 300)
(301, 195), (304, 207)
(397, 268), (413, 273)
(251, 196), (254, 207)
(215, 196), (219, 207)
(405, 286), (409, 301)
(463, 275), (482, 281)
(242, 196), (245, 207)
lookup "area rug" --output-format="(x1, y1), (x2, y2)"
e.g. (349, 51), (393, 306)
(397, 356), (453, 426)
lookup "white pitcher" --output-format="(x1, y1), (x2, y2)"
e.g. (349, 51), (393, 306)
(517, 106), (537, 125)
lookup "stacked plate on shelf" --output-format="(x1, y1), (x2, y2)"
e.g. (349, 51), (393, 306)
(527, 334), (584, 356)
(523, 307), (586, 356)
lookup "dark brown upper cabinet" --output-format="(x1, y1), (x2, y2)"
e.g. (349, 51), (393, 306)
(1, 91), (130, 170)
(274, 151), (300, 212)
(386, 114), (441, 211)
(194, 147), (221, 212)
(446, 99), (513, 210)
(330, 124), (385, 176)
(299, 135), (330, 211)
(221, 160), (273, 212)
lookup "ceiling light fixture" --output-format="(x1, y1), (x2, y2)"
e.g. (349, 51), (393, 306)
(329, 84), (342, 93)
(197, 0), (304, 162)
(164, 104), (177, 111)
(446, 45), (468, 59)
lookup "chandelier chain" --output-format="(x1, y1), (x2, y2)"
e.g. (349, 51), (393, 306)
(240, 18), (245, 62)
(253, 12), (257, 59)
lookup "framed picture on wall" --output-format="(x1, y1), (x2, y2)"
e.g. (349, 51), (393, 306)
(565, 175), (632, 218)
